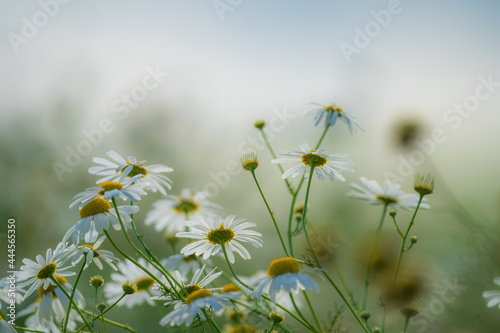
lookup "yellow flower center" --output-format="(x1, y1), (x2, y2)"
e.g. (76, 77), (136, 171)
(230, 325), (255, 333)
(37, 275), (68, 296)
(324, 105), (343, 113)
(268, 257), (301, 277)
(120, 162), (148, 178)
(301, 151), (327, 167)
(183, 284), (201, 295)
(375, 195), (400, 205)
(221, 283), (239, 293)
(181, 254), (198, 262)
(98, 181), (123, 195)
(206, 224), (235, 245)
(36, 263), (57, 280)
(185, 289), (212, 304)
(79, 197), (111, 219)
(173, 197), (200, 215)
(80, 245), (100, 258)
(134, 277), (155, 291)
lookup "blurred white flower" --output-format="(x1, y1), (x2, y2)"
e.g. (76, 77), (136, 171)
(71, 236), (119, 270)
(348, 177), (430, 211)
(146, 188), (222, 234)
(272, 141), (353, 182)
(304, 102), (364, 133)
(89, 150), (173, 195)
(483, 277), (500, 308)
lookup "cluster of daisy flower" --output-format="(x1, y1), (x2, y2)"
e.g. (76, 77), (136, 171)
(2, 101), (440, 333)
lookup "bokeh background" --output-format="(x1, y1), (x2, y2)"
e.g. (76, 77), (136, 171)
(1, 0), (500, 332)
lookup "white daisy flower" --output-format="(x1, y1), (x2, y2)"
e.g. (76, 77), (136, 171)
(304, 102), (364, 133)
(89, 150), (173, 195)
(17, 243), (76, 299)
(155, 264), (222, 302)
(63, 197), (139, 244)
(18, 275), (84, 331)
(159, 289), (237, 327)
(146, 188), (223, 234)
(348, 177), (430, 211)
(0, 315), (16, 333)
(69, 175), (147, 209)
(241, 271), (302, 310)
(71, 236), (119, 270)
(483, 277), (500, 308)
(161, 254), (211, 277)
(271, 141), (354, 182)
(104, 258), (161, 308)
(251, 257), (322, 302)
(176, 215), (263, 264)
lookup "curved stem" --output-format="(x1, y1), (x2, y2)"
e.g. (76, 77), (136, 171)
(12, 327), (45, 333)
(303, 291), (321, 331)
(203, 309), (222, 333)
(258, 128), (294, 195)
(103, 230), (170, 292)
(361, 204), (388, 309)
(111, 199), (183, 293)
(251, 170), (289, 256)
(393, 195), (424, 283)
(101, 313), (109, 333)
(75, 294), (127, 333)
(62, 259), (85, 333)
(90, 287), (98, 327)
(321, 270), (371, 333)
(301, 167), (315, 253)
(49, 276), (95, 333)
(315, 126), (330, 149)
(219, 243), (318, 332)
(402, 316), (410, 333)
(287, 178), (305, 257)
(391, 214), (404, 238)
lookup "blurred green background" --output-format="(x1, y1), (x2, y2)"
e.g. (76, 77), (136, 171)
(1, 0), (500, 332)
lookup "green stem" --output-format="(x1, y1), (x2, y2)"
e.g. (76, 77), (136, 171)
(290, 293), (311, 325)
(49, 276), (95, 333)
(391, 215), (404, 238)
(393, 195), (424, 283)
(12, 327), (45, 333)
(101, 313), (109, 333)
(301, 166), (315, 253)
(91, 286), (98, 327)
(402, 316), (410, 333)
(203, 309), (222, 333)
(110, 199), (183, 293)
(258, 128), (294, 195)
(321, 271), (371, 333)
(75, 294), (127, 333)
(219, 243), (319, 333)
(251, 170), (289, 256)
(103, 230), (171, 293)
(62, 259), (85, 333)
(361, 204), (388, 309)
(288, 178), (305, 257)
(331, 260), (357, 306)
(303, 291), (321, 331)
(315, 126), (330, 149)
